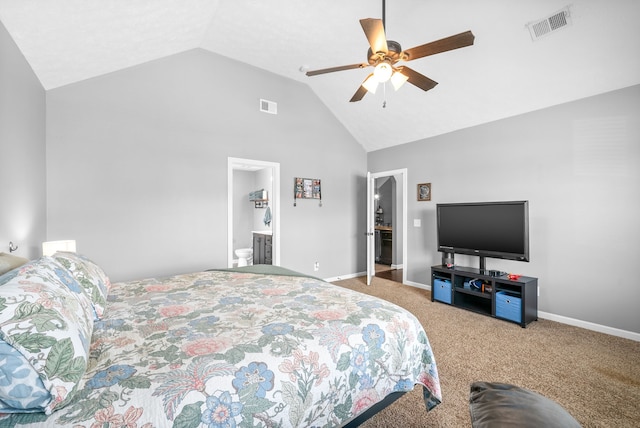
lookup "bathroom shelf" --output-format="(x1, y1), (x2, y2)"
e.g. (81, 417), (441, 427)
(249, 189), (268, 201)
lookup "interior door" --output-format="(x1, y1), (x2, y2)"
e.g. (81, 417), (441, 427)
(366, 172), (375, 285)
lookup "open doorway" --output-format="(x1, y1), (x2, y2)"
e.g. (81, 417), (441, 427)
(367, 169), (407, 284)
(227, 157), (280, 268)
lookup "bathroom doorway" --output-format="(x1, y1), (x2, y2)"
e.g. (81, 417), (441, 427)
(227, 158), (280, 268)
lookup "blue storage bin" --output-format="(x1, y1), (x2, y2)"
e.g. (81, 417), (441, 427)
(433, 278), (452, 304)
(496, 291), (522, 323)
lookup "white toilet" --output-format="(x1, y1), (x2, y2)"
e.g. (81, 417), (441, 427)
(234, 248), (253, 267)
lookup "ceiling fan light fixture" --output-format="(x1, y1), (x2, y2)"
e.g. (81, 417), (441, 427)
(362, 74), (379, 94)
(373, 61), (393, 83)
(304, 5), (475, 103)
(390, 70), (409, 90)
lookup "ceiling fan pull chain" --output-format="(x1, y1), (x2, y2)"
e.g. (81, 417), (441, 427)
(383, 82), (387, 108)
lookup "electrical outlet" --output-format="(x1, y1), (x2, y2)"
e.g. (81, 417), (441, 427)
(314, 262), (319, 271)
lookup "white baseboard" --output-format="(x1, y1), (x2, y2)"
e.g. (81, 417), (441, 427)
(537, 311), (640, 342)
(404, 280), (430, 290)
(324, 271), (366, 282)
(330, 275), (639, 342)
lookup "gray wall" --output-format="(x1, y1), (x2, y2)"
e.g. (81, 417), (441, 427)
(232, 170), (254, 250)
(252, 168), (273, 234)
(368, 85), (640, 334)
(377, 177), (393, 227)
(392, 173), (403, 267)
(45, 49), (366, 281)
(0, 22), (46, 259)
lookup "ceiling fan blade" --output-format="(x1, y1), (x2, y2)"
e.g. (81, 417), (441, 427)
(360, 18), (388, 54)
(398, 66), (438, 92)
(349, 85), (368, 102)
(402, 31), (475, 61)
(306, 63), (368, 76)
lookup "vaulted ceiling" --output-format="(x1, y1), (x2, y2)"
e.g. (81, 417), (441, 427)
(1, 0), (639, 151)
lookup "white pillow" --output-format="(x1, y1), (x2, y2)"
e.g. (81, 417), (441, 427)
(0, 252), (29, 276)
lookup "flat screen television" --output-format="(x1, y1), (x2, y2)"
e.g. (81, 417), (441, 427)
(436, 201), (529, 268)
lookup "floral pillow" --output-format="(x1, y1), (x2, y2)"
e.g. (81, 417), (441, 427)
(0, 258), (94, 414)
(51, 252), (110, 320)
(0, 341), (50, 412)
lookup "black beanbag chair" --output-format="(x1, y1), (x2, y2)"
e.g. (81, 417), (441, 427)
(469, 382), (582, 428)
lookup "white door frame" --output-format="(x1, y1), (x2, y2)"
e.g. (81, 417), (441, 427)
(367, 168), (408, 284)
(227, 157), (280, 267)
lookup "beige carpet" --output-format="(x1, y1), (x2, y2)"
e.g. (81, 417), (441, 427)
(332, 276), (640, 428)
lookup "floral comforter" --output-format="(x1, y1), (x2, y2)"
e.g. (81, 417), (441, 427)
(3, 269), (441, 427)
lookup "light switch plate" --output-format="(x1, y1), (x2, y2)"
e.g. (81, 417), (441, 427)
(414, 219), (421, 227)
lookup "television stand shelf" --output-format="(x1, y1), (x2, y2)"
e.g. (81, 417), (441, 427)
(431, 265), (538, 328)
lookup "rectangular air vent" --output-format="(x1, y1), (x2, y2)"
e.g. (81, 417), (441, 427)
(527, 6), (572, 41)
(259, 99), (277, 114)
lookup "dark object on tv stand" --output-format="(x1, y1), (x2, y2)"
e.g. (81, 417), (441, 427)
(442, 252), (454, 267)
(476, 256), (506, 276)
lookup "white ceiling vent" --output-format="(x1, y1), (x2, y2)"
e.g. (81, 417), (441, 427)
(527, 6), (572, 41)
(260, 99), (277, 114)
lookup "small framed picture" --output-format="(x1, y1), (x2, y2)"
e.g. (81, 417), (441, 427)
(417, 183), (431, 201)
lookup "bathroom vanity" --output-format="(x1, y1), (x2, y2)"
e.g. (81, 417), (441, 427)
(252, 231), (272, 265)
(375, 226), (392, 265)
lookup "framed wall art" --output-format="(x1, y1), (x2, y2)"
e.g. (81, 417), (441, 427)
(294, 177), (322, 206)
(417, 183), (431, 201)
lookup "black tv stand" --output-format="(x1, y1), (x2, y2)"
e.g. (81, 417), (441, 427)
(431, 265), (538, 327)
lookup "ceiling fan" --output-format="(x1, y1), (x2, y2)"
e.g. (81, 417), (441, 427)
(305, 1), (475, 102)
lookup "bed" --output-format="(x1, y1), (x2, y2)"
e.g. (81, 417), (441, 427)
(0, 254), (441, 427)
